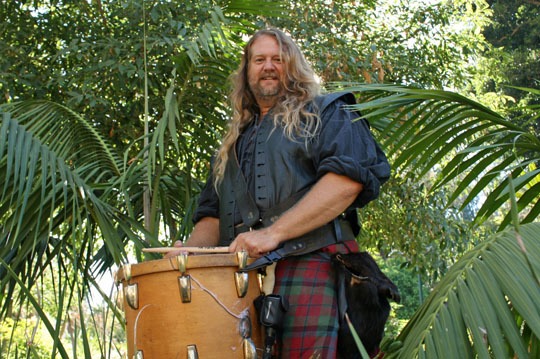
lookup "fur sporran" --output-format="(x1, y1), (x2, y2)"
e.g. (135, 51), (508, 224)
(332, 252), (401, 358)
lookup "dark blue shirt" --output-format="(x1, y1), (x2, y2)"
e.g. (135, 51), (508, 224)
(193, 96), (390, 224)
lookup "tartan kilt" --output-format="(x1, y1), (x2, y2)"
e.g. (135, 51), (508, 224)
(272, 239), (359, 359)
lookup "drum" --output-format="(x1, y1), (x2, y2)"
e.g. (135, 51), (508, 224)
(115, 252), (263, 358)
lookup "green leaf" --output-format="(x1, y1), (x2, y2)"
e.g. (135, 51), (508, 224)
(385, 222), (540, 358)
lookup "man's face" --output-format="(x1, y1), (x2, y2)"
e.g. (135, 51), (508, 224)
(247, 35), (285, 103)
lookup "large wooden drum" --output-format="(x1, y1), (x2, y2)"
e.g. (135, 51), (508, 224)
(116, 252), (263, 358)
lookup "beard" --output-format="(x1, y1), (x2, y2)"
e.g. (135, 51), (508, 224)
(249, 72), (283, 100)
(252, 84), (280, 98)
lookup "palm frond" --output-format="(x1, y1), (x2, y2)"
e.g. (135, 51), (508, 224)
(382, 222), (540, 358)
(183, 5), (230, 63)
(0, 106), (130, 300)
(340, 84), (540, 229)
(1, 101), (122, 175)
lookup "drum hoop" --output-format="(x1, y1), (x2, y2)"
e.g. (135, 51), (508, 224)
(116, 253), (254, 281)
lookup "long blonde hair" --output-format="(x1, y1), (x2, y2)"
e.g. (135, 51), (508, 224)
(213, 28), (321, 187)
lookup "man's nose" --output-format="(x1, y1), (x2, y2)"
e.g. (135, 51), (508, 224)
(262, 59), (275, 70)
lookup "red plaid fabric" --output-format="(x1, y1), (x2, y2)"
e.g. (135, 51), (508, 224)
(272, 240), (359, 358)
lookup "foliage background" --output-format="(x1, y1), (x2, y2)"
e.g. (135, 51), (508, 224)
(1, 0), (539, 357)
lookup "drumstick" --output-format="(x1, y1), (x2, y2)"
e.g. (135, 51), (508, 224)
(142, 246), (231, 254)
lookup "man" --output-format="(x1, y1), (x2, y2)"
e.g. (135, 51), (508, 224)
(170, 28), (390, 358)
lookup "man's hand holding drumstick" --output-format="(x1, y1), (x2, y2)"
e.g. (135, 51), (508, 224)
(160, 217), (221, 258)
(156, 217), (276, 258)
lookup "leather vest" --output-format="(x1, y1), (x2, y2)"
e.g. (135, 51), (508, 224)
(218, 92), (356, 245)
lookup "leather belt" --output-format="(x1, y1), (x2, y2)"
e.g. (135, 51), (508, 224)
(227, 148), (356, 271)
(239, 218), (354, 271)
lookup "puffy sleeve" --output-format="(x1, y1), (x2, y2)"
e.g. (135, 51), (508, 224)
(192, 171), (220, 223)
(313, 94), (391, 208)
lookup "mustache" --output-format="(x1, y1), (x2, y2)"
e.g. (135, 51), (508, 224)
(260, 72), (278, 80)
